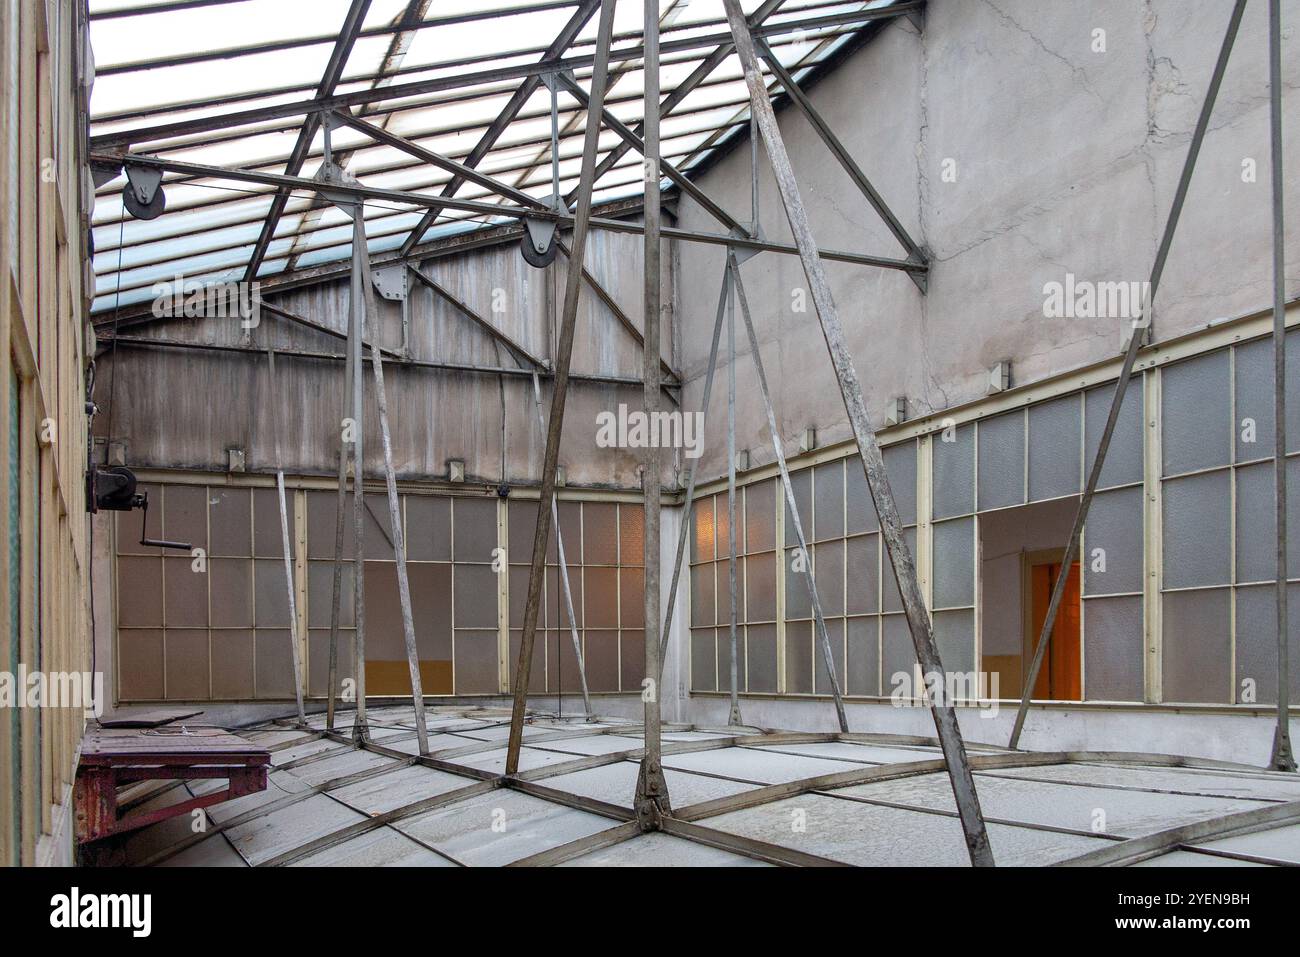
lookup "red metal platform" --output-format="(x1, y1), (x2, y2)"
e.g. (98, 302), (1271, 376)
(75, 726), (269, 843)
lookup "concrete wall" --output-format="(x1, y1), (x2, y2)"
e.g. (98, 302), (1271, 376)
(676, 0), (1300, 481)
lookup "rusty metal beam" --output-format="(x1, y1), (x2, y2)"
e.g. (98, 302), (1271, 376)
(722, 0), (993, 867)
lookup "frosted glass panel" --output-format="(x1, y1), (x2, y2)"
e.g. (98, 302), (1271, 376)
(1162, 471), (1231, 589)
(882, 527), (918, 614)
(745, 552), (777, 622)
(1083, 486), (1143, 595)
(881, 615), (917, 691)
(1086, 380), (1143, 489)
(1235, 461), (1274, 583)
(932, 518), (974, 608)
(785, 621), (812, 693)
(1028, 396), (1081, 501)
(882, 442), (917, 525)
(746, 623), (778, 693)
(934, 608), (975, 677)
(813, 541), (845, 617)
(814, 618), (846, 696)
(1162, 589), (1231, 704)
(784, 468), (813, 547)
(691, 629), (715, 691)
(744, 479), (776, 553)
(1234, 584), (1300, 704)
(1162, 351), (1230, 476)
(813, 460), (844, 542)
(845, 533), (879, 615)
(1082, 595), (1143, 701)
(845, 461), (879, 534)
(978, 410), (1025, 510)
(932, 424), (974, 519)
(846, 616), (879, 697)
(1234, 339), (1276, 461)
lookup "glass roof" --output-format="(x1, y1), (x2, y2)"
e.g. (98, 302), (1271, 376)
(89, 0), (906, 314)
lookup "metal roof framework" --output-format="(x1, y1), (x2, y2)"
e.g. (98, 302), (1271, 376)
(87, 0), (926, 317)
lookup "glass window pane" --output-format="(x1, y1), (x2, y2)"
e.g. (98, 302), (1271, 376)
(618, 503), (644, 565)
(1082, 595), (1143, 701)
(845, 534), (879, 615)
(932, 423), (974, 519)
(934, 608), (975, 679)
(1086, 380), (1143, 489)
(978, 410), (1024, 511)
(1083, 486), (1144, 595)
(691, 628), (716, 691)
(1234, 584), (1300, 704)
(1234, 338), (1276, 461)
(406, 494), (451, 562)
(746, 623), (778, 693)
(784, 620), (812, 693)
(583, 502), (618, 565)
(1162, 351), (1230, 476)
(932, 518), (974, 609)
(813, 460), (844, 542)
(814, 618), (846, 696)
(745, 552), (777, 622)
(744, 478), (776, 553)
(846, 460), (880, 534)
(453, 497), (497, 563)
(882, 442), (917, 525)
(813, 541), (845, 618)
(1028, 395), (1081, 501)
(1162, 589), (1231, 704)
(846, 616), (879, 697)
(1162, 471), (1231, 589)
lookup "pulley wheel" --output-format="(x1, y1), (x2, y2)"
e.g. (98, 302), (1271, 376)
(124, 184), (166, 221)
(520, 232), (557, 268)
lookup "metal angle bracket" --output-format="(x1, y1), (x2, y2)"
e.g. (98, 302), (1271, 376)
(314, 160), (363, 220)
(633, 759), (672, 832)
(371, 263), (408, 302)
(539, 69), (578, 95)
(728, 226), (766, 266)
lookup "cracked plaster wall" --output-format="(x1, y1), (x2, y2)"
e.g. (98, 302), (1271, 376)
(676, 0), (1300, 480)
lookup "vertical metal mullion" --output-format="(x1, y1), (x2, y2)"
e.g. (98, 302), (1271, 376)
(1144, 369), (1163, 705)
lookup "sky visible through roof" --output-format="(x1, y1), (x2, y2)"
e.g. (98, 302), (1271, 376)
(87, 0), (902, 314)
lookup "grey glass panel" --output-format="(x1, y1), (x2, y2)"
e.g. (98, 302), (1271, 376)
(1236, 460), (1275, 583)
(119, 557), (163, 627)
(933, 608), (975, 682)
(619, 630), (644, 692)
(933, 423), (974, 519)
(307, 490), (353, 560)
(690, 563), (714, 627)
(978, 410), (1025, 510)
(845, 533), (879, 615)
(846, 616), (879, 697)
(785, 548), (811, 620)
(408, 563), (453, 658)
(253, 559), (290, 627)
(716, 492), (732, 561)
(746, 623), (778, 693)
(210, 558), (253, 628)
(508, 500), (541, 564)
(691, 629), (716, 692)
(164, 484), (209, 551)
(1234, 338), (1276, 461)
(508, 630), (545, 694)
(583, 502), (618, 565)
(360, 493), (395, 561)
(715, 555), (744, 627)
(1162, 350), (1231, 476)
(881, 615), (918, 691)
(784, 620), (812, 693)
(1162, 471), (1231, 589)
(1082, 595), (1143, 702)
(1028, 395), (1081, 501)
(813, 541), (845, 618)
(882, 442), (917, 525)
(164, 555), (208, 628)
(583, 630), (619, 693)
(453, 564), (497, 628)
(813, 460), (844, 542)
(1162, 589), (1231, 704)
(882, 527), (918, 614)
(453, 630), (499, 695)
(718, 623), (744, 694)
(784, 468), (813, 547)
(745, 552), (777, 622)
(814, 618), (846, 696)
(209, 487), (252, 557)
(118, 630), (165, 700)
(845, 459), (880, 534)
(252, 488), (285, 559)
(306, 561), (353, 629)
(1234, 584), (1300, 704)
(405, 495), (451, 562)
(1086, 380), (1143, 489)
(213, 630), (256, 699)
(165, 630), (209, 700)
(254, 629), (294, 699)
(932, 517), (974, 609)
(744, 479), (776, 553)
(1083, 486), (1143, 595)
(453, 497), (497, 563)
